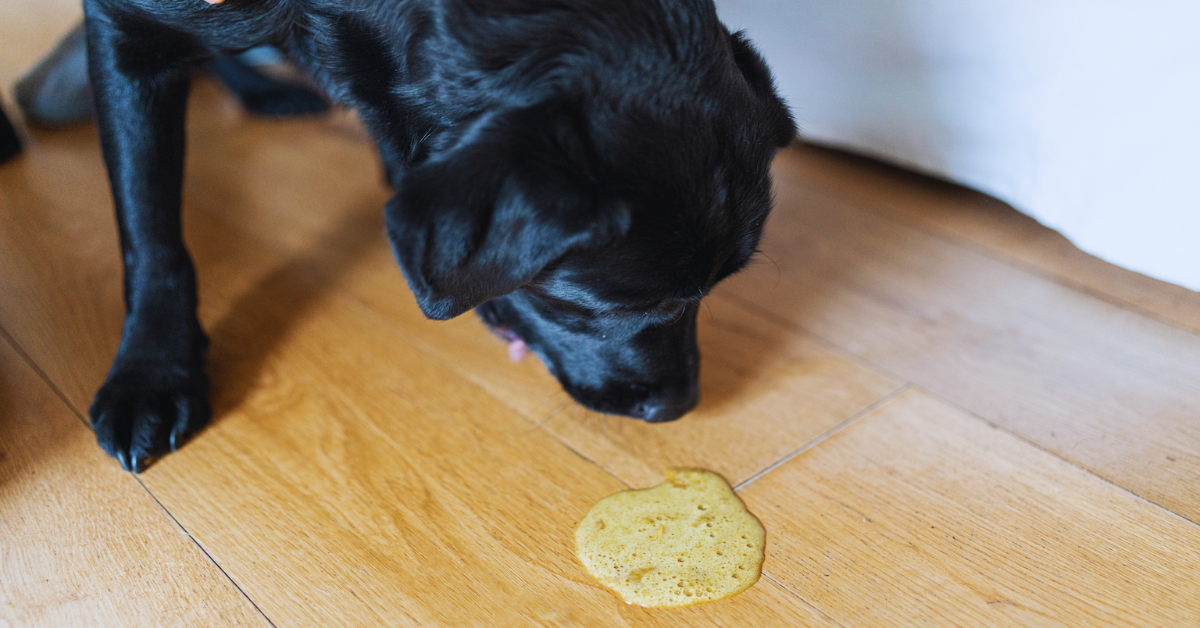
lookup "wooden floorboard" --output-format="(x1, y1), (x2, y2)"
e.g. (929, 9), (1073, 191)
(0, 332), (269, 628)
(743, 389), (1200, 626)
(3, 5), (1199, 624)
(0, 124), (128, 410)
(721, 168), (1200, 522)
(780, 145), (1200, 335)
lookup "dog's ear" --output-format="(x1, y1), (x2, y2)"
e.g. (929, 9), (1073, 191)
(387, 101), (630, 320)
(728, 30), (797, 148)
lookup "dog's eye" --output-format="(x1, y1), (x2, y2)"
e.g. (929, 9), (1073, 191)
(645, 300), (688, 320)
(661, 301), (687, 316)
(607, 299), (690, 323)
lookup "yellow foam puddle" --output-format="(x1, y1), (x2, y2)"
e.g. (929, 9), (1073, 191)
(575, 468), (765, 608)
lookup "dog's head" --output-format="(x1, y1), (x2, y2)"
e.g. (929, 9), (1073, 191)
(385, 27), (794, 422)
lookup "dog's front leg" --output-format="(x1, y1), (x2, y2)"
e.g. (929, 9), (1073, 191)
(85, 6), (209, 472)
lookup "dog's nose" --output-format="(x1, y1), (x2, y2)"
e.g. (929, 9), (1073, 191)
(634, 389), (699, 424)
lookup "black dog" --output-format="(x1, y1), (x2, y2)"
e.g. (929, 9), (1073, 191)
(84, 0), (795, 472)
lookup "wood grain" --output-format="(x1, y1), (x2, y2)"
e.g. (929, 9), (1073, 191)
(744, 389), (1200, 627)
(722, 166), (1200, 522)
(0, 334), (268, 627)
(0, 125), (129, 409)
(780, 144), (1200, 334)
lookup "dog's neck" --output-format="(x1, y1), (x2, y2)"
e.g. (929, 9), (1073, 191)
(278, 0), (727, 170)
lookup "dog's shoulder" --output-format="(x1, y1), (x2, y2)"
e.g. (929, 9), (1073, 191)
(85, 0), (308, 53)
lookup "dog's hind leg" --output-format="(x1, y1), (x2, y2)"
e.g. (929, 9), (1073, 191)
(14, 22), (94, 128)
(209, 55), (330, 118)
(84, 5), (210, 472)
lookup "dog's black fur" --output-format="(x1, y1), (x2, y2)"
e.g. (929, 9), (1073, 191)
(0, 106), (20, 163)
(83, 0), (794, 472)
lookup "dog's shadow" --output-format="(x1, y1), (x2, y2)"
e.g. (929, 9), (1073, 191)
(690, 271), (798, 417)
(686, 153), (866, 417)
(197, 196), (388, 425)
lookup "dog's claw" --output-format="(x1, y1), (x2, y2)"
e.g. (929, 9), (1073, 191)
(90, 364), (210, 473)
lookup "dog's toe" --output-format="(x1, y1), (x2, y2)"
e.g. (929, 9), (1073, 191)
(90, 366), (210, 473)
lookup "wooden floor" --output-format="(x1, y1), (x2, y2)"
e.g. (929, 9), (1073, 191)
(4, 5), (1200, 627)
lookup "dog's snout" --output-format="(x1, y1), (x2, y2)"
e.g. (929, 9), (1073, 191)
(633, 388), (699, 424)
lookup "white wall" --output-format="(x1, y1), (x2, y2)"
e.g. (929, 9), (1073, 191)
(717, 0), (1200, 291)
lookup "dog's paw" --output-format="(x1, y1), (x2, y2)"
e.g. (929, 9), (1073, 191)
(89, 365), (210, 473)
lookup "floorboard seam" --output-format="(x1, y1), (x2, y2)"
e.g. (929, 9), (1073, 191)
(0, 321), (90, 431)
(133, 476), (281, 628)
(724, 280), (1200, 526)
(912, 384), (1200, 529)
(0, 319), (281, 628)
(735, 384), (913, 493)
(760, 572), (848, 628)
(536, 425), (635, 490)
